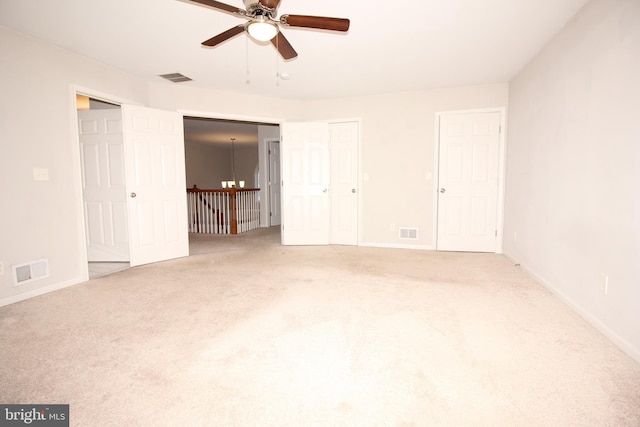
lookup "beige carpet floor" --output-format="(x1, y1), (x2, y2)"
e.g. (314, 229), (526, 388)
(1, 227), (639, 426)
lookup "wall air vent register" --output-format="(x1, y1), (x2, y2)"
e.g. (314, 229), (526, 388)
(13, 258), (49, 286)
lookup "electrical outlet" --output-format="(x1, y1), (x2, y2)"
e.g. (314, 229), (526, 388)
(600, 274), (609, 295)
(514, 232), (518, 242)
(0, 261), (4, 275)
(390, 223), (396, 231)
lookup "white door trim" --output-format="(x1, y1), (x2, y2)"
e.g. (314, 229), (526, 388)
(177, 110), (284, 126)
(266, 138), (281, 226)
(70, 86), (141, 282)
(433, 107), (507, 253)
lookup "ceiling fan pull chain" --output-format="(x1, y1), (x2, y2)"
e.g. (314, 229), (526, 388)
(275, 35), (280, 87)
(245, 35), (250, 85)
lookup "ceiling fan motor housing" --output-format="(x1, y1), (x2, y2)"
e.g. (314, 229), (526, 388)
(243, 0), (277, 17)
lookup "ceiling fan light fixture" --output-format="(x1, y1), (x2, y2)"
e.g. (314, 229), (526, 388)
(247, 18), (278, 42)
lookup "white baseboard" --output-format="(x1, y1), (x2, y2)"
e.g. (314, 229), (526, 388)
(0, 277), (84, 308)
(503, 253), (640, 364)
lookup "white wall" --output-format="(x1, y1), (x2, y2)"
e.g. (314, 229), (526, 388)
(233, 146), (259, 189)
(185, 142), (258, 189)
(302, 85), (509, 248)
(0, 26), (149, 303)
(503, 0), (640, 361)
(147, 82), (300, 121)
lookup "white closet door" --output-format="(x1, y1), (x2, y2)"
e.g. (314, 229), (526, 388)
(437, 111), (501, 252)
(280, 122), (330, 245)
(330, 122), (359, 245)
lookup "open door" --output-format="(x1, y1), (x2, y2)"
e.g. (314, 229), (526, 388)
(78, 108), (130, 262)
(281, 122), (330, 245)
(122, 105), (189, 266)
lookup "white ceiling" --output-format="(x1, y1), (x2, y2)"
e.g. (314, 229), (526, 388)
(0, 0), (589, 101)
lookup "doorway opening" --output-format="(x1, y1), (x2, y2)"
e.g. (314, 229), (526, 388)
(182, 116), (281, 238)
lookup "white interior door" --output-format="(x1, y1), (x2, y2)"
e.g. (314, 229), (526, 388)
(122, 105), (189, 266)
(330, 122), (359, 245)
(78, 109), (129, 261)
(437, 111), (501, 252)
(268, 140), (281, 226)
(281, 122), (330, 245)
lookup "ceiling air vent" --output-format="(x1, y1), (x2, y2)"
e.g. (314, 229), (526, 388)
(158, 73), (192, 83)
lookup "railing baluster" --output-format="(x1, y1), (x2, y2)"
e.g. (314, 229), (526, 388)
(213, 192), (218, 234)
(187, 187), (260, 235)
(205, 192), (210, 233)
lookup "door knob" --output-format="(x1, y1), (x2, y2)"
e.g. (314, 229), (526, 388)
(440, 188), (446, 193)
(323, 188), (328, 193)
(130, 192), (137, 198)
(352, 189), (357, 193)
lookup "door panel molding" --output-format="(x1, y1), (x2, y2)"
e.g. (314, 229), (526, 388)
(78, 108), (130, 262)
(281, 122), (331, 245)
(435, 108), (506, 253)
(122, 105), (189, 266)
(281, 121), (360, 246)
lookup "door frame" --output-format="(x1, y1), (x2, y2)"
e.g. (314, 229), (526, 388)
(266, 138), (281, 226)
(69, 85), (141, 281)
(433, 107), (507, 253)
(179, 110), (285, 230)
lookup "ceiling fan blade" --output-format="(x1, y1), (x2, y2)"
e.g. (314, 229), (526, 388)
(187, 0), (246, 16)
(270, 32), (297, 60)
(202, 25), (246, 47)
(279, 15), (350, 32)
(258, 0), (282, 10)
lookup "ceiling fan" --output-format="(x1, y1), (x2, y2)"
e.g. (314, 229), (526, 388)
(186, 0), (350, 60)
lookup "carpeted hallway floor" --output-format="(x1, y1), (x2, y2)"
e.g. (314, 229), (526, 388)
(1, 227), (639, 426)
